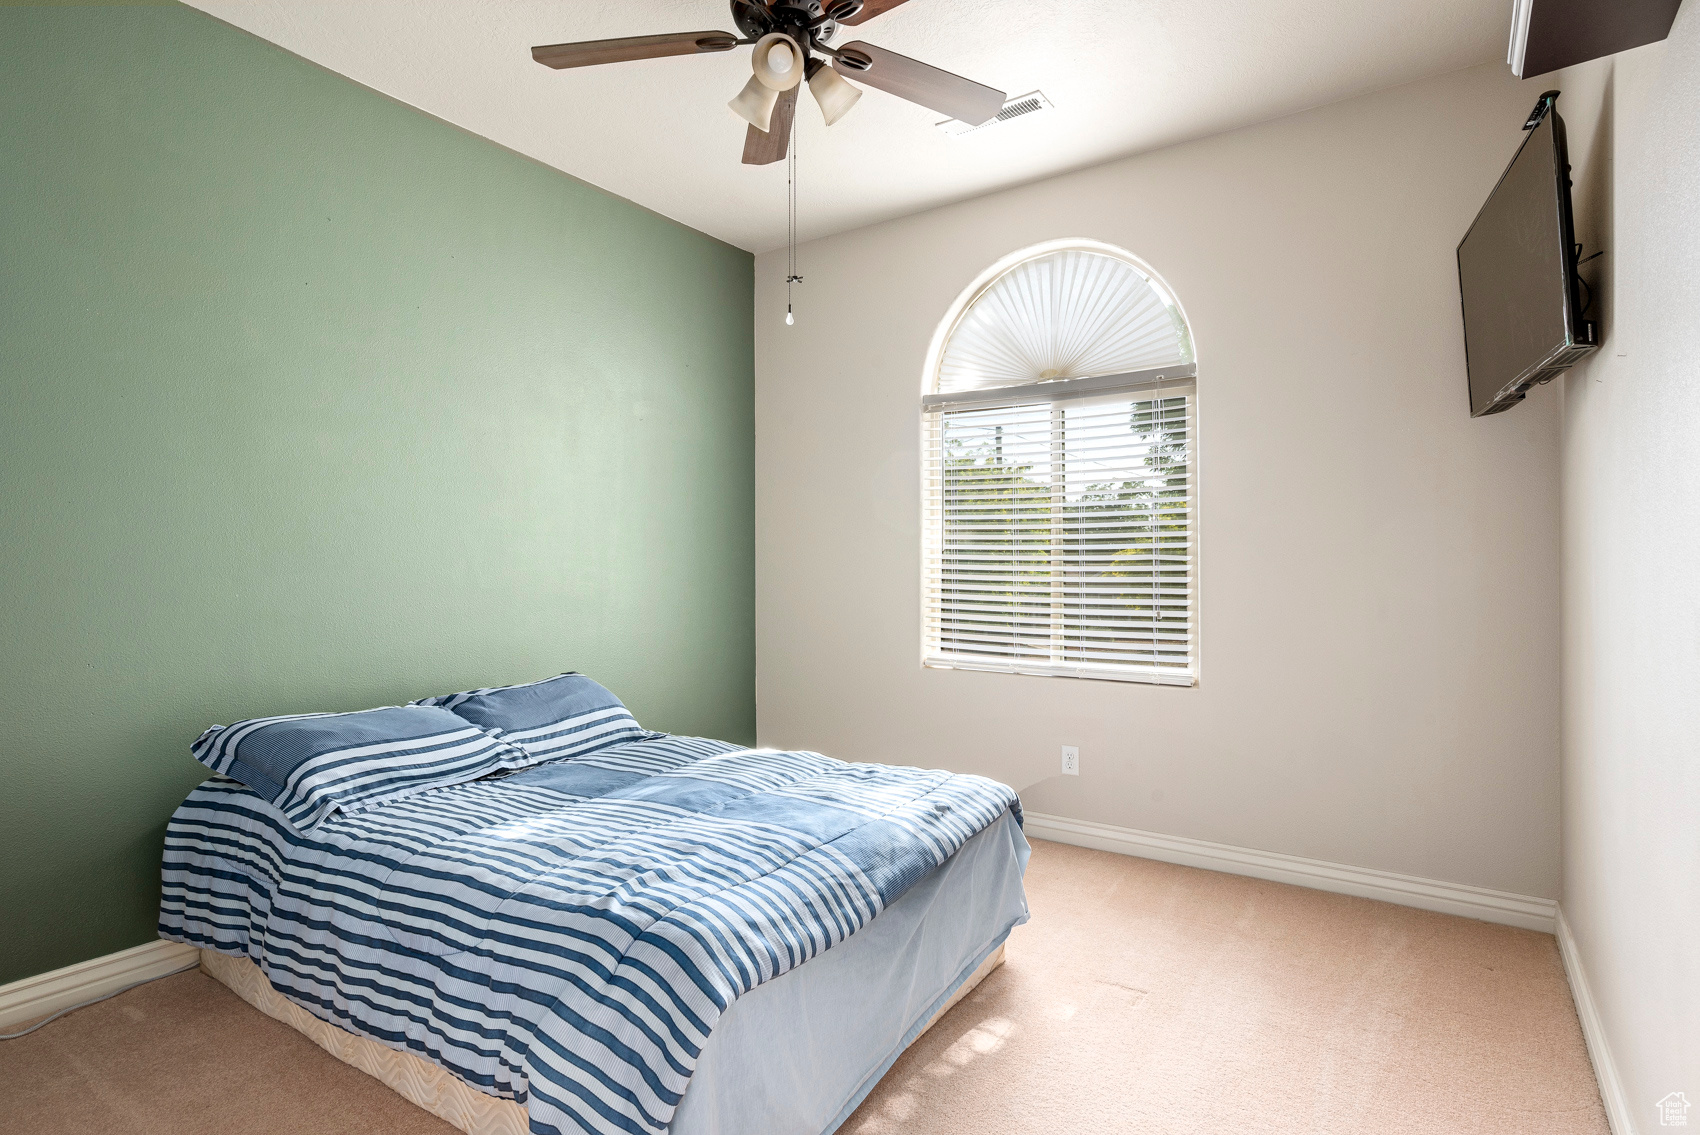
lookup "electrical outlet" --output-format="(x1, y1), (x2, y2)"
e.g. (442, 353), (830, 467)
(1061, 745), (1080, 775)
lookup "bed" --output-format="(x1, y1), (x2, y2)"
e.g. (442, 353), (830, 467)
(159, 686), (1028, 1135)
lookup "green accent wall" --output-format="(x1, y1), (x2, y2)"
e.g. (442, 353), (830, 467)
(0, 5), (755, 985)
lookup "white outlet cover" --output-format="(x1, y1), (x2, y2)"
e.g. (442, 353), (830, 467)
(1061, 745), (1080, 775)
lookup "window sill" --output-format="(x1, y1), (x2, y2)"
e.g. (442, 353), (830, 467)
(922, 657), (1196, 687)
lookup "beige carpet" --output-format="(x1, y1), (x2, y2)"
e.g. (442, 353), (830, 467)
(0, 839), (1605, 1135)
(0, 965), (461, 1135)
(845, 840), (1606, 1135)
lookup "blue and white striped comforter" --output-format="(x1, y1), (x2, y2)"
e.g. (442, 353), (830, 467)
(159, 734), (1020, 1135)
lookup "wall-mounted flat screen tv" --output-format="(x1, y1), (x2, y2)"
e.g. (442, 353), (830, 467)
(1457, 93), (1597, 417)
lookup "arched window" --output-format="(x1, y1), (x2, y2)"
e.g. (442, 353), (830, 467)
(921, 240), (1197, 685)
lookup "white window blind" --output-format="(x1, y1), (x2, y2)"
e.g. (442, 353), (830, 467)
(923, 377), (1194, 683)
(921, 244), (1197, 685)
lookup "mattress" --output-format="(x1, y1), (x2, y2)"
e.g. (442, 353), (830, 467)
(162, 736), (1029, 1135)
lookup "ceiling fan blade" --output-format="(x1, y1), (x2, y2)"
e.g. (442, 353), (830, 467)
(531, 31), (738, 70)
(833, 41), (1005, 126)
(742, 85), (799, 166)
(836, 0), (913, 26)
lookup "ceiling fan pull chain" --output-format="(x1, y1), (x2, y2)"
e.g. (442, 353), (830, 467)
(786, 107), (803, 326)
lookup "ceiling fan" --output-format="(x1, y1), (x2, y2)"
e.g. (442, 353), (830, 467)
(531, 0), (1008, 166)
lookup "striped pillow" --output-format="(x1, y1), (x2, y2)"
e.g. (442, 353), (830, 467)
(191, 705), (522, 831)
(415, 673), (647, 762)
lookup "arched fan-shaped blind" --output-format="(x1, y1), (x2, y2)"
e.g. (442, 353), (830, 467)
(936, 249), (1193, 396)
(922, 244), (1197, 686)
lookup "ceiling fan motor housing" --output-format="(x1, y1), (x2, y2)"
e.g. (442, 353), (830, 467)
(733, 0), (841, 45)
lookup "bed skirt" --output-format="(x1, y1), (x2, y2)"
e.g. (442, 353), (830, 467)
(199, 943), (1006, 1135)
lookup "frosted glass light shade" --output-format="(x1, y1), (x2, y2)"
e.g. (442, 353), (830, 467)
(729, 75), (781, 131)
(752, 32), (803, 91)
(936, 249), (1194, 395)
(808, 64), (862, 126)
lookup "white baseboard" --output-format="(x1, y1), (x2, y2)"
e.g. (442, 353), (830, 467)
(0, 939), (201, 1030)
(1556, 908), (1636, 1135)
(1023, 812), (1558, 933)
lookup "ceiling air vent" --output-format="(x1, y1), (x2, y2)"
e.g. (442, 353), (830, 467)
(937, 91), (1054, 138)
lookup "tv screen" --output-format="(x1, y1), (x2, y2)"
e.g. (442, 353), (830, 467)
(1456, 100), (1596, 416)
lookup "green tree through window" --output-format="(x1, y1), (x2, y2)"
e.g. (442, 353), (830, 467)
(935, 395), (1191, 673)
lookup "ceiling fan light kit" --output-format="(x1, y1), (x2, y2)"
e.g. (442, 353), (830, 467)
(751, 31), (805, 90)
(728, 75), (782, 131)
(732, 30), (803, 130)
(529, 1), (1006, 164)
(805, 57), (862, 126)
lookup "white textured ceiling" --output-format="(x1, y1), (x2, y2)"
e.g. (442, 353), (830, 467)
(183, 1), (1508, 252)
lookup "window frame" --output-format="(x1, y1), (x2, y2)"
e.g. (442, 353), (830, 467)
(918, 240), (1200, 687)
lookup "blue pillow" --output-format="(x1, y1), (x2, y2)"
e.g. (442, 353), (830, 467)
(415, 673), (648, 762)
(191, 704), (523, 831)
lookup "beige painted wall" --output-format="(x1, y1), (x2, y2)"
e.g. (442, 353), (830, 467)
(1552, 10), (1699, 1121)
(756, 62), (1564, 898)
